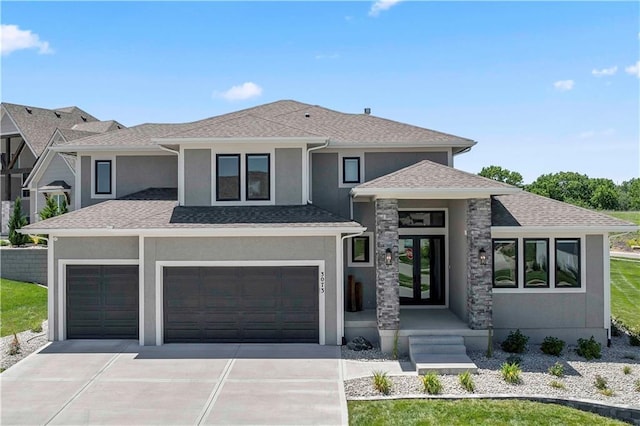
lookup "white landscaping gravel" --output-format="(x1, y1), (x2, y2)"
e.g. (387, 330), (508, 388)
(343, 335), (640, 407)
(0, 320), (49, 371)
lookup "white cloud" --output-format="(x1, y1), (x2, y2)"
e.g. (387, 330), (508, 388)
(214, 82), (263, 101)
(591, 66), (617, 77)
(625, 60), (640, 78)
(369, 0), (402, 17)
(1, 24), (53, 56)
(553, 80), (574, 91)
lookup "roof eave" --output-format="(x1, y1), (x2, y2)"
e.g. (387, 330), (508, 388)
(328, 140), (477, 149)
(351, 187), (522, 199)
(491, 225), (639, 235)
(50, 145), (165, 152)
(152, 137), (329, 145)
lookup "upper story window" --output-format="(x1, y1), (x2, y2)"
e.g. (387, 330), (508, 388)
(399, 211), (445, 228)
(21, 173), (30, 198)
(216, 154), (241, 201)
(343, 157), (360, 184)
(95, 160), (112, 195)
(246, 154), (270, 200)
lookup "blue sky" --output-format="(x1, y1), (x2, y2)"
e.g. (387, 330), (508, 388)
(2, 1), (639, 184)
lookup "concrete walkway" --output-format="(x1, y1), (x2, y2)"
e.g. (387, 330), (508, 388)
(1, 340), (347, 425)
(611, 251), (640, 260)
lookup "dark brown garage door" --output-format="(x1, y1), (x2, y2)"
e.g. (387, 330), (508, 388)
(66, 265), (139, 339)
(163, 266), (319, 343)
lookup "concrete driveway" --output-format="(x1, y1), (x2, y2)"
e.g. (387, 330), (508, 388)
(1, 340), (347, 425)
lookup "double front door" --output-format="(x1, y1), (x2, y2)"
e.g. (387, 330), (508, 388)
(398, 236), (445, 305)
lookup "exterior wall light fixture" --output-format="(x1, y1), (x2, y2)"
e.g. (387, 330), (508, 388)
(479, 247), (487, 265)
(385, 248), (393, 265)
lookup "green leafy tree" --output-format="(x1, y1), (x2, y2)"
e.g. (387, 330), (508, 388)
(619, 178), (640, 210)
(527, 172), (593, 207)
(479, 166), (524, 187)
(39, 195), (68, 221)
(8, 197), (30, 246)
(590, 178), (619, 210)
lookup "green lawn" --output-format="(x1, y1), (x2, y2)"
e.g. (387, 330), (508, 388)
(604, 211), (640, 225)
(611, 258), (640, 332)
(0, 278), (47, 337)
(348, 399), (625, 425)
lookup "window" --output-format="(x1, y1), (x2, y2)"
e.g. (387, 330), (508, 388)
(216, 154), (240, 201)
(556, 239), (581, 288)
(493, 239), (518, 288)
(50, 193), (67, 210)
(399, 211), (445, 228)
(21, 173), (30, 198)
(343, 157), (360, 184)
(351, 236), (370, 263)
(524, 239), (549, 288)
(94, 160), (112, 195)
(246, 154), (270, 200)
(348, 232), (374, 267)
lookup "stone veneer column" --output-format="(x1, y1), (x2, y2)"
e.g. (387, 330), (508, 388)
(466, 198), (493, 329)
(375, 199), (400, 332)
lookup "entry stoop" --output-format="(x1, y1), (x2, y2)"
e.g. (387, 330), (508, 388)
(409, 335), (478, 375)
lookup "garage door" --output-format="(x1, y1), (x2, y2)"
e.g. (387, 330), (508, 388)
(66, 265), (139, 339)
(163, 266), (319, 343)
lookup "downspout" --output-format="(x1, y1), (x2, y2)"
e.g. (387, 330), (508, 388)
(306, 139), (330, 204)
(337, 229), (366, 345)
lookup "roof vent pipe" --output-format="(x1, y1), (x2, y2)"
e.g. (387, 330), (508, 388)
(305, 113), (310, 118)
(364, 108), (371, 115)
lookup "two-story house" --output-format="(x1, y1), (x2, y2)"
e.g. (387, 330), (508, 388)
(22, 100), (636, 359)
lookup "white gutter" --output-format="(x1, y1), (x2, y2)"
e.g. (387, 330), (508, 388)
(158, 145), (179, 155)
(337, 229), (366, 345)
(306, 139), (330, 204)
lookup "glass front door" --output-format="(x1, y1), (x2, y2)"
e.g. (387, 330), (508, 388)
(398, 236), (445, 305)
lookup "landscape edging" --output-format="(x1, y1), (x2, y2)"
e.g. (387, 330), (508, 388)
(347, 393), (640, 425)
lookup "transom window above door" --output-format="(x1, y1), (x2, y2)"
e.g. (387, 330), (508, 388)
(399, 211), (445, 228)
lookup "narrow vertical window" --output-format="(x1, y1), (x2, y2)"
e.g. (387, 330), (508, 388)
(351, 236), (370, 263)
(95, 160), (112, 195)
(492, 239), (518, 288)
(216, 154), (240, 201)
(524, 239), (549, 288)
(555, 239), (581, 288)
(246, 154), (270, 200)
(343, 157), (360, 184)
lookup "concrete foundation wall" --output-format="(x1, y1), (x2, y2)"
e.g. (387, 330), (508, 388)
(0, 247), (48, 284)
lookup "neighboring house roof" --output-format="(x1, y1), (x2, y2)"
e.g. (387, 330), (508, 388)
(351, 160), (522, 198)
(38, 180), (72, 192)
(22, 188), (364, 233)
(72, 120), (125, 133)
(1, 102), (100, 156)
(57, 128), (100, 141)
(54, 100), (476, 151)
(492, 191), (637, 231)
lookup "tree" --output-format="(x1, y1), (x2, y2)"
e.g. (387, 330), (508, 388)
(39, 195), (67, 221)
(619, 178), (640, 211)
(590, 178), (619, 210)
(8, 197), (30, 246)
(478, 166), (524, 187)
(527, 172), (593, 207)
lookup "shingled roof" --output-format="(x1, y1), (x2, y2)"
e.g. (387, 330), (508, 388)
(55, 100), (476, 150)
(22, 188), (363, 232)
(1, 102), (100, 156)
(352, 160), (521, 198)
(492, 191), (637, 230)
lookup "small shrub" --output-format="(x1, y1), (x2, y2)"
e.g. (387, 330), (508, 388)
(635, 379), (640, 392)
(600, 388), (615, 397)
(505, 354), (522, 366)
(31, 322), (43, 333)
(7, 334), (20, 355)
(610, 320), (622, 337)
(501, 329), (529, 353)
(422, 373), (443, 395)
(548, 362), (564, 377)
(624, 353), (637, 360)
(594, 375), (608, 391)
(540, 336), (565, 356)
(458, 371), (475, 393)
(500, 362), (522, 384)
(0, 240), (9, 246)
(576, 336), (601, 360)
(372, 370), (391, 395)
(549, 380), (565, 389)
(630, 333), (640, 347)
(8, 198), (30, 246)
(623, 366), (632, 375)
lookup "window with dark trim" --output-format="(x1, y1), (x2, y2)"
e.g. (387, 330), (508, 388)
(94, 160), (112, 195)
(492, 239), (518, 288)
(351, 236), (370, 263)
(216, 154), (240, 201)
(524, 239), (549, 288)
(342, 157), (360, 184)
(246, 154), (270, 200)
(21, 173), (30, 198)
(555, 238), (581, 288)
(399, 211), (445, 228)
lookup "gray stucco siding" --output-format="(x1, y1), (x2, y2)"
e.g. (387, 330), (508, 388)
(448, 199), (468, 322)
(364, 151), (448, 181)
(311, 153), (351, 218)
(184, 149), (212, 206)
(346, 202), (376, 309)
(493, 234), (606, 344)
(275, 148), (303, 205)
(116, 156), (177, 198)
(143, 236), (338, 346)
(51, 236), (140, 340)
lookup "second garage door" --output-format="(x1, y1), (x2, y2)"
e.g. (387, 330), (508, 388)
(163, 266), (319, 343)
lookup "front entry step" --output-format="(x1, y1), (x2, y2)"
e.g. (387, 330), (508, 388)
(409, 335), (478, 374)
